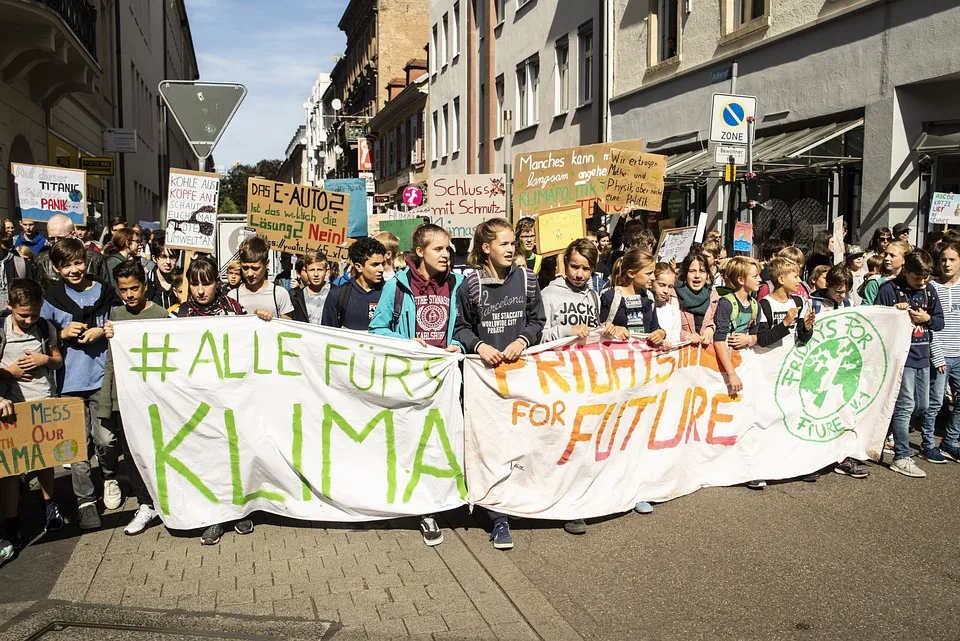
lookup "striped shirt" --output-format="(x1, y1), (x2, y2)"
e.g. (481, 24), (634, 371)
(931, 280), (960, 362)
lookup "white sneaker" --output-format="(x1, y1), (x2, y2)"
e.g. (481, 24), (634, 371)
(124, 505), (158, 536)
(890, 457), (926, 478)
(103, 479), (123, 510)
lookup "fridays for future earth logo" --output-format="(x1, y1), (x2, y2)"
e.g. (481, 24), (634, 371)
(775, 311), (887, 443)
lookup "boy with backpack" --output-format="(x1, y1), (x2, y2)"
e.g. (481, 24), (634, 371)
(40, 239), (117, 530)
(289, 250), (330, 324)
(875, 249), (945, 477)
(810, 264), (854, 313)
(100, 260), (171, 535)
(231, 236), (294, 320)
(0, 279), (65, 549)
(321, 237), (386, 331)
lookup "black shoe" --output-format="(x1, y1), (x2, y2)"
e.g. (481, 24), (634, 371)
(77, 502), (101, 531)
(45, 502), (64, 532)
(419, 516), (443, 546)
(563, 519), (587, 535)
(4, 525), (22, 551)
(234, 519), (254, 535)
(201, 523), (224, 545)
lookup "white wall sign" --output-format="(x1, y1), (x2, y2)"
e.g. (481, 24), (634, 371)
(710, 93), (758, 144)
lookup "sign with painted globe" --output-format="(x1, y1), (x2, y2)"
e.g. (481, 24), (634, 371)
(0, 398), (86, 478)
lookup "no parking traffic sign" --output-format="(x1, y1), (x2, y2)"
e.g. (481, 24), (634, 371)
(710, 93), (757, 144)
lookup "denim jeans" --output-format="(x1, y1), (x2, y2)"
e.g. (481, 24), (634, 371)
(65, 390), (114, 504)
(927, 356), (960, 449)
(890, 367), (929, 461)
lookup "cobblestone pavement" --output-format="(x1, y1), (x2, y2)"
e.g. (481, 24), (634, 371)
(0, 503), (581, 641)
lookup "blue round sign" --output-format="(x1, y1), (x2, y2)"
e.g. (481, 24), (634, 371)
(722, 102), (746, 127)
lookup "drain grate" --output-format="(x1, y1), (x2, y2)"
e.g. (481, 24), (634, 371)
(26, 620), (292, 640)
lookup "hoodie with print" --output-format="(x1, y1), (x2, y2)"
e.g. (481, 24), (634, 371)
(541, 278), (601, 342)
(454, 265), (545, 352)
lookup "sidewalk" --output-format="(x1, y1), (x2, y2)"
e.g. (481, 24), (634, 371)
(0, 501), (581, 641)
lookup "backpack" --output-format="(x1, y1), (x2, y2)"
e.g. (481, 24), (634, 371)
(759, 295), (804, 327)
(0, 314), (54, 363)
(604, 286), (653, 325)
(721, 292), (759, 334)
(890, 280), (936, 313)
(464, 268), (537, 317)
(390, 273), (457, 331)
(232, 284), (280, 317)
(335, 281), (353, 327)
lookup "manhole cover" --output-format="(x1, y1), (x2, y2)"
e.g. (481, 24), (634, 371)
(0, 604), (334, 641)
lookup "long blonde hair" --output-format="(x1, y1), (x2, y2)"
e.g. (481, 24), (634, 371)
(468, 218), (513, 269)
(611, 248), (656, 286)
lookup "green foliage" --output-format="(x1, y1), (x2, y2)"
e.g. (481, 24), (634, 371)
(220, 159), (282, 212)
(218, 195), (239, 214)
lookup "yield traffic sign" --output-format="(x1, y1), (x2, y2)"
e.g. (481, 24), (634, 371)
(158, 81), (246, 161)
(710, 93), (757, 144)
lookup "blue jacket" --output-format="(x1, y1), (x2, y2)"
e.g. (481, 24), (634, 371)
(369, 267), (464, 350)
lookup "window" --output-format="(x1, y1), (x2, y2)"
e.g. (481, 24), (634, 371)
(431, 110), (439, 161)
(409, 113), (419, 165)
(495, 0), (505, 24)
(578, 23), (594, 105)
(441, 104), (449, 157)
(648, 0), (679, 64)
(430, 25), (438, 74)
(388, 129), (397, 175)
(555, 38), (569, 114)
(495, 75), (504, 138)
(518, 0), (531, 8)
(736, 0), (766, 27)
(452, 98), (460, 153)
(451, 2), (460, 59)
(516, 56), (539, 129)
(441, 14), (449, 67)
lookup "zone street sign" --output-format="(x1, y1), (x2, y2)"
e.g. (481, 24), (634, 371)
(710, 93), (757, 145)
(158, 81), (246, 161)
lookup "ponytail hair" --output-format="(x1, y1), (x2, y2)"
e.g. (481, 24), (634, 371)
(612, 248), (655, 286)
(468, 218), (513, 269)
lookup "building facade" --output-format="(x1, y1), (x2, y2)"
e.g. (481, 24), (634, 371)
(323, 0), (429, 179)
(367, 61), (429, 208)
(610, 0), (960, 248)
(278, 125), (307, 185)
(304, 72), (331, 187)
(427, 0), (603, 178)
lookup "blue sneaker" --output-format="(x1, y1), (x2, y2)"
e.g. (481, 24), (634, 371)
(490, 520), (513, 550)
(939, 442), (960, 462)
(920, 447), (948, 464)
(45, 502), (64, 532)
(634, 501), (654, 514)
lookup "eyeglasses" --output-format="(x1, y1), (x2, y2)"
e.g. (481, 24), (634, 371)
(519, 234), (536, 240)
(879, 236), (891, 241)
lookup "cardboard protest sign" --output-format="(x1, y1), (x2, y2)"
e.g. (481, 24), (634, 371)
(165, 168), (220, 252)
(427, 174), (507, 238)
(603, 149), (668, 212)
(324, 178), (368, 237)
(535, 206), (585, 256)
(112, 318), (466, 528)
(464, 308), (911, 519)
(247, 178), (350, 260)
(10, 163), (86, 225)
(368, 209), (421, 235)
(513, 139), (645, 219)
(379, 218), (424, 252)
(0, 398), (85, 478)
(733, 221), (753, 253)
(930, 192), (960, 226)
(656, 226), (697, 264)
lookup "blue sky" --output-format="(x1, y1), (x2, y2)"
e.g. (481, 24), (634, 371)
(184, 0), (347, 168)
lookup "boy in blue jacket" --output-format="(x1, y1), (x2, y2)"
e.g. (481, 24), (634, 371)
(876, 249), (945, 477)
(321, 237), (386, 331)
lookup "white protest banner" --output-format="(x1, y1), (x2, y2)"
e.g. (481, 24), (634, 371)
(930, 192), (960, 226)
(10, 163), (86, 225)
(165, 168), (220, 252)
(463, 308), (911, 520)
(112, 317), (466, 530)
(427, 174), (507, 238)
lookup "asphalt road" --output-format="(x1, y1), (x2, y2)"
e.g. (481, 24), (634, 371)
(502, 446), (960, 641)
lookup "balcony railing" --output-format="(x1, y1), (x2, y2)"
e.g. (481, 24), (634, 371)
(38, 0), (98, 61)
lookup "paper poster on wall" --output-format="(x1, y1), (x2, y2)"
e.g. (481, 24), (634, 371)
(165, 168), (220, 252)
(733, 221), (753, 253)
(603, 149), (668, 212)
(534, 206), (586, 256)
(10, 163), (87, 225)
(656, 226), (697, 264)
(427, 174), (507, 238)
(930, 192), (960, 225)
(513, 139), (645, 219)
(247, 177), (350, 259)
(324, 178), (368, 238)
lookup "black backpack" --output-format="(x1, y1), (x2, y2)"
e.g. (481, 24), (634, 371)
(0, 314), (55, 362)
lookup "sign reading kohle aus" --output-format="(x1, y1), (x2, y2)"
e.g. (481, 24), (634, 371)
(710, 93), (757, 145)
(158, 81), (246, 160)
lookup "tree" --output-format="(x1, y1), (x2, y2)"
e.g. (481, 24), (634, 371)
(218, 195), (239, 214)
(220, 159), (283, 212)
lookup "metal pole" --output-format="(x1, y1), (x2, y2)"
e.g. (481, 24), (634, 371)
(746, 117), (755, 178)
(730, 61), (738, 94)
(504, 163), (513, 222)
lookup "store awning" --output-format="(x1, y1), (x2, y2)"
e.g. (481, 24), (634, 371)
(665, 118), (864, 183)
(914, 122), (960, 154)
